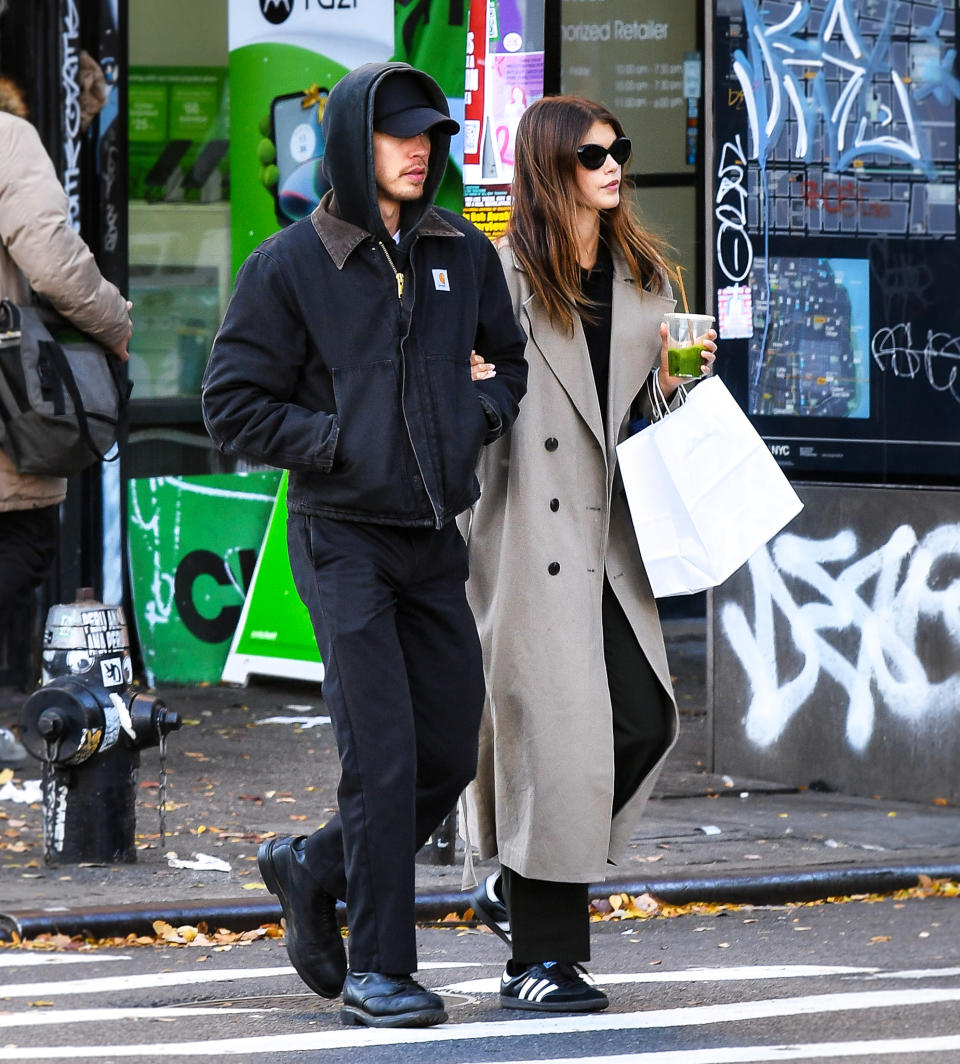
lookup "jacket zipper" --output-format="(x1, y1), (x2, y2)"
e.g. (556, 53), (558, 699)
(377, 240), (404, 299)
(377, 239), (443, 529)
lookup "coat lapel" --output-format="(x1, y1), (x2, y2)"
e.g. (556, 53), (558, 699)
(606, 257), (675, 466)
(510, 249), (676, 467)
(521, 280), (606, 453)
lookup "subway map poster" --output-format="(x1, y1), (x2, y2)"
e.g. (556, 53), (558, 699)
(712, 0), (959, 480)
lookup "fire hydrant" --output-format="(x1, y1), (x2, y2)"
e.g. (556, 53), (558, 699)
(18, 589), (181, 865)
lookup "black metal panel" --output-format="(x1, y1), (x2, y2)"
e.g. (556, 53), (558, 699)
(0, 1), (60, 163)
(710, 0), (960, 483)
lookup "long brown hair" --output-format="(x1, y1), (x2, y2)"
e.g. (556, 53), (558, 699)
(506, 95), (670, 333)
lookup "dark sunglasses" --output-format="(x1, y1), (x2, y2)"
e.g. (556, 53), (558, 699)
(576, 136), (632, 170)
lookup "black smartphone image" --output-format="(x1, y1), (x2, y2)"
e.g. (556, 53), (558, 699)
(144, 139), (192, 201)
(184, 138), (229, 195)
(270, 91), (330, 224)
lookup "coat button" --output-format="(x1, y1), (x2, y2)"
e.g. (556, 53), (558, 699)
(548, 562), (560, 575)
(544, 437), (558, 452)
(550, 498), (560, 512)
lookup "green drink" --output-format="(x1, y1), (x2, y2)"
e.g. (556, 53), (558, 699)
(667, 343), (703, 378)
(663, 312), (715, 380)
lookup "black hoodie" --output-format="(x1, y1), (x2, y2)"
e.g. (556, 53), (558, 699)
(202, 63), (528, 529)
(321, 62), (452, 265)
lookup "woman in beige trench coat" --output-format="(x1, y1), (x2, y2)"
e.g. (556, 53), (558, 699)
(0, 73), (130, 759)
(461, 95), (717, 1012)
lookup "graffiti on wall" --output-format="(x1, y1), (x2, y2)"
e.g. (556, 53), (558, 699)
(713, 0), (959, 477)
(731, 0), (959, 176)
(719, 524), (960, 753)
(871, 323), (960, 404)
(61, 0), (82, 229)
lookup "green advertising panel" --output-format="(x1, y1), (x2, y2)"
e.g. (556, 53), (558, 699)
(127, 471), (281, 686)
(221, 472), (323, 686)
(227, 0), (467, 275)
(129, 66), (229, 203)
(227, 0), (393, 274)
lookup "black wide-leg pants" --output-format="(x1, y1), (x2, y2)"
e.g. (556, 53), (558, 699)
(0, 505), (59, 634)
(503, 577), (672, 965)
(287, 514), (485, 975)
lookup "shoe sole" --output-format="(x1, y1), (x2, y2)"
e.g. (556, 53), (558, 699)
(470, 892), (512, 947)
(257, 838), (344, 1000)
(340, 1005), (448, 1028)
(499, 994), (609, 1013)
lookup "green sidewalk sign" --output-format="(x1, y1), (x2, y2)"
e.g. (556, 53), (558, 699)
(127, 471), (281, 686)
(221, 471), (323, 685)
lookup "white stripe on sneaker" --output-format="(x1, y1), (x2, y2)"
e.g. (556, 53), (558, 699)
(519, 977), (556, 1002)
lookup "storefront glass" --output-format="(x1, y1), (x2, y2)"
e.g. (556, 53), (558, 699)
(127, 0), (229, 400)
(560, 0), (703, 309)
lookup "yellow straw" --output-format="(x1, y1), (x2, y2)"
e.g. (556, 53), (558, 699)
(674, 265), (691, 316)
(674, 265), (696, 350)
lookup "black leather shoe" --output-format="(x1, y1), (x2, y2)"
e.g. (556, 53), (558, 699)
(340, 971), (448, 1028)
(258, 835), (346, 999)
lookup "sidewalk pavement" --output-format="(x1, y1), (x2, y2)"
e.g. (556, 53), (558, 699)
(2, 620), (960, 942)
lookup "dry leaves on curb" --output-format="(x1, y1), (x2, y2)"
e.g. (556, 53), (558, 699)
(0, 922), (285, 952)
(584, 875), (960, 923)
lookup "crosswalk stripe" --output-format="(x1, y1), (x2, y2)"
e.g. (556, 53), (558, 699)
(462, 1034), (960, 1063)
(441, 964), (878, 995)
(0, 1007), (269, 1029)
(0, 955), (130, 969)
(2, 987), (960, 1058)
(0, 957), (482, 999)
(0, 965), (297, 999)
(866, 967), (960, 981)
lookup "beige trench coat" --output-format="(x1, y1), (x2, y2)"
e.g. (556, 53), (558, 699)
(461, 243), (680, 884)
(0, 109), (129, 511)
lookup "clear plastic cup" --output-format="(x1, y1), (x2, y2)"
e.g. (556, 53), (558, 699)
(664, 312), (714, 379)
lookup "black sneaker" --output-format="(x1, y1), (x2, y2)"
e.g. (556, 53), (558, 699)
(469, 870), (511, 945)
(499, 961), (609, 1012)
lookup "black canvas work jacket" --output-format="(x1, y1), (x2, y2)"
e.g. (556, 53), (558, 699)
(201, 62), (527, 528)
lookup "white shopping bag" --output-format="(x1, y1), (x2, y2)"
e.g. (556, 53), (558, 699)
(616, 376), (803, 598)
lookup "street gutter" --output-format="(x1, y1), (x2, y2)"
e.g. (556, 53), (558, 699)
(3, 859), (960, 942)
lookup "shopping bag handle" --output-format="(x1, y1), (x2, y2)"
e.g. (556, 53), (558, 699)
(646, 367), (692, 421)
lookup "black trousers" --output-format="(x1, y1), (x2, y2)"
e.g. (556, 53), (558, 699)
(0, 505), (59, 654)
(503, 577), (671, 965)
(287, 514), (485, 974)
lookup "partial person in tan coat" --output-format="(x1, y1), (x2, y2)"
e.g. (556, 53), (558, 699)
(0, 74), (130, 758)
(461, 95), (717, 1011)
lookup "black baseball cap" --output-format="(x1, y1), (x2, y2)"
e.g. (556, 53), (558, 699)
(373, 72), (460, 138)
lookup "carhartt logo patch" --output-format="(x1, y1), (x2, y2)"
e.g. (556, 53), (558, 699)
(432, 269), (451, 291)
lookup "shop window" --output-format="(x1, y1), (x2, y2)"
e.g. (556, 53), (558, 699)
(128, 0), (229, 401)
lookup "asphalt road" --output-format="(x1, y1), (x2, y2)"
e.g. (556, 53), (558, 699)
(1, 891), (959, 1062)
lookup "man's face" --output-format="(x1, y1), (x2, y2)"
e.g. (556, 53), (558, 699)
(373, 129), (431, 208)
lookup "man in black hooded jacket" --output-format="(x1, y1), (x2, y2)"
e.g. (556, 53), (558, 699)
(202, 63), (527, 1028)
